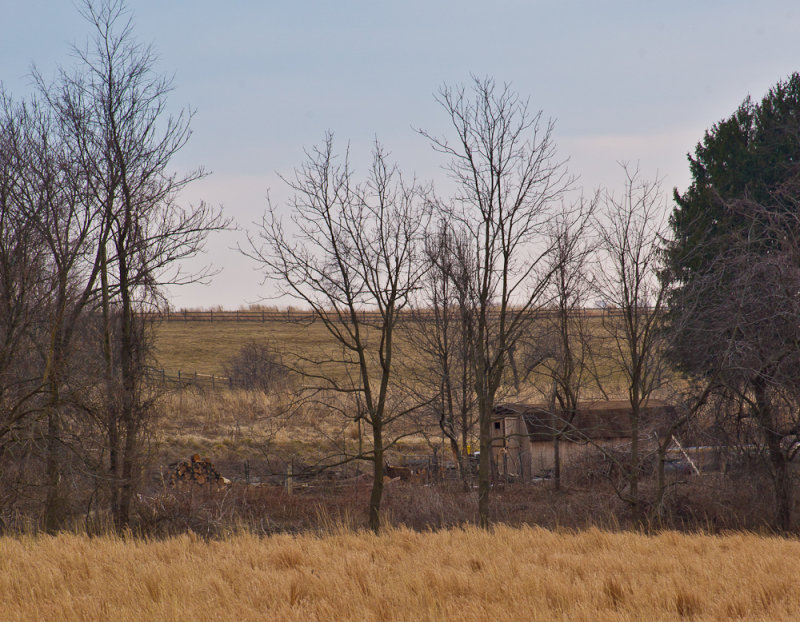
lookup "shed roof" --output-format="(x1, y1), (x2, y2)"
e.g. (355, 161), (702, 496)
(494, 400), (674, 442)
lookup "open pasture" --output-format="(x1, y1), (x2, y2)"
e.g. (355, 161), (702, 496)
(150, 318), (334, 377)
(149, 310), (621, 388)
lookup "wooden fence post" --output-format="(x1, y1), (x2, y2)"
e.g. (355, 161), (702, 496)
(286, 463), (293, 495)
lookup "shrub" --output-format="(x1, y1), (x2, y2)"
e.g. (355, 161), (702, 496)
(224, 342), (288, 392)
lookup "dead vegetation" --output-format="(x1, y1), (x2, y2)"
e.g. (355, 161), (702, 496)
(3, 525), (800, 621)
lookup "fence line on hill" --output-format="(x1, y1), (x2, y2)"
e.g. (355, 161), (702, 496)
(142, 307), (626, 324)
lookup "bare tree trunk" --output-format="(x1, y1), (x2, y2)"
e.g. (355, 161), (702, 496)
(553, 435), (561, 491)
(477, 390), (491, 529)
(42, 302), (68, 533)
(99, 241), (122, 527)
(445, 434), (465, 488)
(754, 378), (791, 531)
(630, 404), (640, 524)
(116, 249), (135, 529)
(43, 399), (64, 532)
(769, 444), (791, 532)
(550, 382), (562, 492)
(654, 442), (666, 519)
(369, 422), (384, 533)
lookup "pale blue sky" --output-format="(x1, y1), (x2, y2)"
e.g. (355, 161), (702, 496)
(2, 1), (799, 307)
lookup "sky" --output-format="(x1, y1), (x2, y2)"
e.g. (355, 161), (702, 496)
(2, 1), (799, 309)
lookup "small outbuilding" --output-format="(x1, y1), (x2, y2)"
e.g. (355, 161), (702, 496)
(491, 399), (676, 479)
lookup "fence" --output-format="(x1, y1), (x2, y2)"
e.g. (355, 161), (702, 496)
(144, 307), (626, 324)
(145, 366), (230, 391)
(151, 309), (318, 323)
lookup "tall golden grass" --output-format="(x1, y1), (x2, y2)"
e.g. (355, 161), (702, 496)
(153, 384), (426, 464)
(2, 525), (799, 621)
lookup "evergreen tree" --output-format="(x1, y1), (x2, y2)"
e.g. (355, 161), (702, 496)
(665, 73), (800, 530)
(667, 73), (800, 289)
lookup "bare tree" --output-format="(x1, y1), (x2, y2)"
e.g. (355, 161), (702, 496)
(224, 341), (288, 393)
(667, 211), (800, 530)
(529, 197), (596, 490)
(0, 0), (224, 532)
(593, 164), (670, 523)
(247, 135), (428, 532)
(34, 0), (227, 530)
(0, 94), (53, 525)
(405, 221), (477, 485)
(420, 76), (573, 527)
(1, 89), (105, 531)
(0, 95), (48, 446)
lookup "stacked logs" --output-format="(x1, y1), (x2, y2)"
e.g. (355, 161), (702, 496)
(384, 462), (412, 481)
(170, 454), (230, 486)
(384, 462), (430, 484)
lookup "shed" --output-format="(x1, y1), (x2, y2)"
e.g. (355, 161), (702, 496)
(491, 399), (675, 479)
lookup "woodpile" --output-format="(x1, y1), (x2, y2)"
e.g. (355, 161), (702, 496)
(383, 461), (431, 484)
(170, 454), (231, 486)
(384, 462), (412, 481)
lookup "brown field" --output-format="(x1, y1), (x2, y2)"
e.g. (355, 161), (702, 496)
(147, 313), (644, 476)
(150, 312), (621, 383)
(2, 525), (799, 621)
(150, 319), (333, 377)
(150, 317), (439, 390)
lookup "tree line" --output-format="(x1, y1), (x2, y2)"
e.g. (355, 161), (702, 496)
(4, 0), (800, 535)
(246, 79), (669, 531)
(249, 72), (800, 533)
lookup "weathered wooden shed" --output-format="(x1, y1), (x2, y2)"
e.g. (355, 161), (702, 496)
(491, 400), (675, 479)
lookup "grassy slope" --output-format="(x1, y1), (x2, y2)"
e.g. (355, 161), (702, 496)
(151, 320), (332, 376)
(151, 319), (416, 387)
(150, 315), (620, 392)
(148, 314), (657, 472)
(2, 525), (798, 621)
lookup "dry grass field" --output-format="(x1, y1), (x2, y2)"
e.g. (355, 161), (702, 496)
(2, 525), (799, 621)
(151, 319), (332, 376)
(150, 313), (622, 387)
(147, 313), (646, 476)
(4, 315), (794, 620)
(149, 318), (419, 468)
(150, 316), (449, 392)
